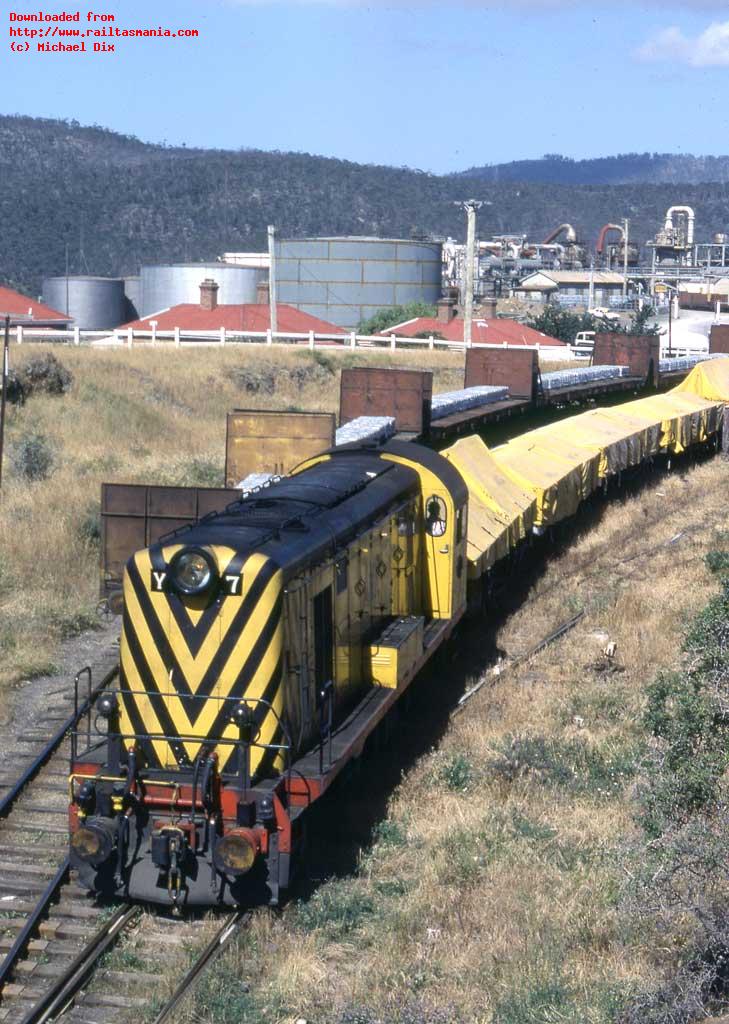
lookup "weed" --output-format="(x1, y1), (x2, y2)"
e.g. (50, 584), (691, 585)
(78, 502), (101, 545)
(295, 879), (375, 938)
(438, 752), (475, 792)
(372, 819), (408, 848)
(10, 431), (55, 481)
(509, 810), (557, 843)
(705, 550), (729, 577)
(490, 733), (637, 796)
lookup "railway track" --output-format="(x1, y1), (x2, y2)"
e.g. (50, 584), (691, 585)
(0, 658), (246, 1024)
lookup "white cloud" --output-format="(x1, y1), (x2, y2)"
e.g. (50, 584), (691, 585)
(638, 20), (729, 64)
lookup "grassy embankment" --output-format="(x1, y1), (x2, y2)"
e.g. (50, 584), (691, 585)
(93, 451), (729, 1023)
(0, 345), (463, 690)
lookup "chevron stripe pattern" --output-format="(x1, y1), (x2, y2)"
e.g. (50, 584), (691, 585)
(119, 544), (285, 777)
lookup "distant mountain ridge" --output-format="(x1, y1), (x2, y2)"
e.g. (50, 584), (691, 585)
(3, 116), (729, 296)
(460, 152), (729, 186)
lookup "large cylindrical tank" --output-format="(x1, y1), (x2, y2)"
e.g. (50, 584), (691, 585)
(274, 237), (443, 329)
(42, 276), (127, 330)
(139, 263), (265, 317)
(124, 276), (141, 321)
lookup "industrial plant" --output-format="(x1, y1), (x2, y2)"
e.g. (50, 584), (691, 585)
(19, 202), (729, 338)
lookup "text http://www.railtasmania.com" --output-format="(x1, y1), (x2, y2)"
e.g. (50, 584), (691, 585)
(8, 10), (200, 54)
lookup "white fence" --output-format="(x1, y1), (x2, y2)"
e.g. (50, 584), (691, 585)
(8, 325), (570, 360)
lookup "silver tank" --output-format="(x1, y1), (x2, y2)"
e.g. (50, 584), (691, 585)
(42, 276), (127, 330)
(274, 237), (443, 329)
(140, 263), (265, 317)
(124, 276), (141, 321)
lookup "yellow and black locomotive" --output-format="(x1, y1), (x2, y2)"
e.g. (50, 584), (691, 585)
(69, 442), (468, 907)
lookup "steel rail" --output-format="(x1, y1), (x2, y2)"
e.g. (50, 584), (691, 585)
(17, 902), (139, 1024)
(0, 858), (70, 992)
(151, 911), (247, 1024)
(0, 662), (119, 821)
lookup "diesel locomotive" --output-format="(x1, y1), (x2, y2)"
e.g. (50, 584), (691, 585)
(68, 359), (729, 909)
(69, 441), (468, 907)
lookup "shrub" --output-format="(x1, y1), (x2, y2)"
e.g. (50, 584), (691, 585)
(4, 370), (26, 406)
(21, 353), (73, 396)
(10, 431), (55, 481)
(705, 550), (729, 577)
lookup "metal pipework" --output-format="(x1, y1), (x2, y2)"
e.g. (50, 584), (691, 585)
(664, 206), (695, 245)
(596, 223), (625, 254)
(543, 223), (577, 245)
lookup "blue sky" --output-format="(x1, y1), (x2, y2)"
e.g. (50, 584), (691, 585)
(4, 0), (729, 172)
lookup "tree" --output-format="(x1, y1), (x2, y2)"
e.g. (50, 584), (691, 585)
(357, 303), (438, 336)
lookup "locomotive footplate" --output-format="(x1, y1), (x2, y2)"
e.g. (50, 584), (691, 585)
(69, 762), (295, 909)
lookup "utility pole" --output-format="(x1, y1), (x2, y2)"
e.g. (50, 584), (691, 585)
(0, 316), (10, 494)
(267, 225), (278, 335)
(459, 200), (482, 347)
(622, 218), (629, 301)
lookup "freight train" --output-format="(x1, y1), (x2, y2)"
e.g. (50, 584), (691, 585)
(68, 359), (729, 909)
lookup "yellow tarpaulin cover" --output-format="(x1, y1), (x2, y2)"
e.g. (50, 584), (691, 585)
(673, 357), (729, 403)
(622, 393), (715, 454)
(540, 408), (649, 478)
(507, 428), (601, 503)
(493, 440), (584, 529)
(441, 435), (536, 576)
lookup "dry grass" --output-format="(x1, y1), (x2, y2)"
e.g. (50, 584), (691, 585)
(0, 344), (463, 688)
(162, 455), (729, 1024)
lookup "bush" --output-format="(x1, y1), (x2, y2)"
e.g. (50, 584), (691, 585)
(10, 431), (55, 481)
(21, 353), (73, 396)
(4, 369), (26, 406)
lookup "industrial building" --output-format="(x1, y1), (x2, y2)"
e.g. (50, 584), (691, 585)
(138, 262), (266, 318)
(274, 236), (443, 329)
(42, 276), (135, 331)
(0, 285), (71, 327)
(122, 278), (343, 336)
(388, 296), (566, 347)
(514, 270), (627, 307)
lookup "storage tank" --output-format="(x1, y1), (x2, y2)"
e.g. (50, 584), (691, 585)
(140, 262), (265, 317)
(124, 276), (141, 321)
(274, 237), (443, 329)
(42, 276), (127, 330)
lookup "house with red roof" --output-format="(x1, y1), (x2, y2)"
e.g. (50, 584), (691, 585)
(386, 296), (566, 348)
(122, 279), (345, 338)
(0, 285), (72, 328)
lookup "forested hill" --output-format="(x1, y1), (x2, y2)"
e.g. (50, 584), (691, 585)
(4, 115), (729, 296)
(460, 153), (729, 186)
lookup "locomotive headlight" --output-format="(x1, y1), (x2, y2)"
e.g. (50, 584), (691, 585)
(214, 829), (260, 876)
(169, 547), (217, 596)
(70, 817), (117, 867)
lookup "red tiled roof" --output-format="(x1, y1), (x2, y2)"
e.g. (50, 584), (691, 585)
(122, 303), (345, 335)
(386, 316), (567, 347)
(0, 286), (71, 323)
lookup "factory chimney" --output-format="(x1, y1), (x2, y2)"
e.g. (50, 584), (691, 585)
(199, 279), (219, 311)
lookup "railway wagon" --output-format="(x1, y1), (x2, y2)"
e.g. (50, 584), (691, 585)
(68, 359), (729, 908)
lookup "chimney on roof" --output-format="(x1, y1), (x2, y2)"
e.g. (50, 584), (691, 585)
(256, 279), (270, 305)
(437, 295), (458, 324)
(199, 278), (219, 311)
(481, 297), (498, 319)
